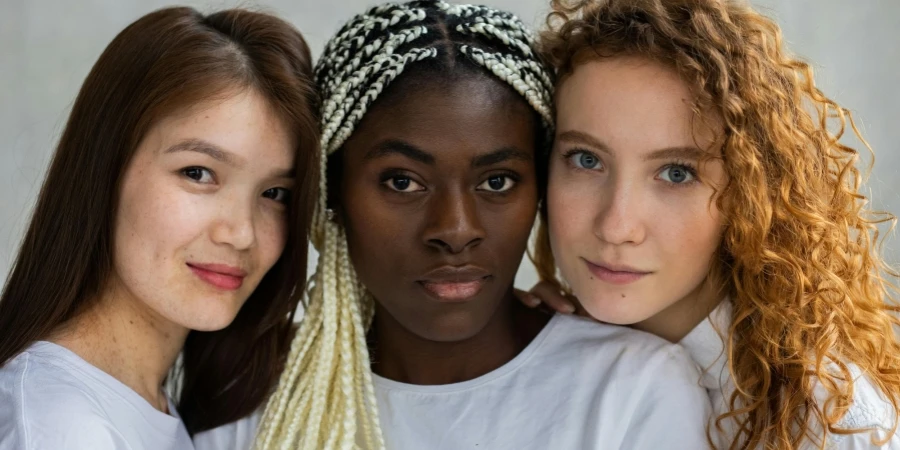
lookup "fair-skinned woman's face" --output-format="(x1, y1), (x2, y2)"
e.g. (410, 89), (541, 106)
(548, 56), (726, 328)
(111, 89), (294, 332)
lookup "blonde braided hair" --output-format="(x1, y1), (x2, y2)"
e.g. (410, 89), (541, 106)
(253, 2), (554, 449)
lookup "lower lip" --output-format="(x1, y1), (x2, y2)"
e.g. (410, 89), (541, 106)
(584, 260), (649, 285)
(420, 279), (486, 302)
(188, 265), (244, 291)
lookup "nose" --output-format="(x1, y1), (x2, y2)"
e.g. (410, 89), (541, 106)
(422, 187), (485, 254)
(593, 177), (646, 246)
(209, 194), (256, 250)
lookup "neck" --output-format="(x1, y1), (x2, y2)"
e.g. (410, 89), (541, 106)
(370, 290), (548, 385)
(633, 278), (725, 342)
(51, 277), (188, 412)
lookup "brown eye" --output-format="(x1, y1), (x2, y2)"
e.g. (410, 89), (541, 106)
(477, 175), (516, 193)
(383, 176), (424, 192)
(263, 187), (291, 204)
(182, 167), (214, 183)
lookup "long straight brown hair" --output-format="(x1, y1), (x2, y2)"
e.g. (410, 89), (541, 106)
(0, 7), (319, 434)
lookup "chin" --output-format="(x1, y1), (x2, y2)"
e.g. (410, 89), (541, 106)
(575, 284), (656, 326)
(410, 311), (488, 343)
(175, 301), (244, 332)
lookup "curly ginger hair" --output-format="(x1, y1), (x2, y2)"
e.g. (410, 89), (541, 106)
(532, 0), (900, 448)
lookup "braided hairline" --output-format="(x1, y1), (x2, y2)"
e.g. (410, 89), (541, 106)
(319, 2), (554, 153)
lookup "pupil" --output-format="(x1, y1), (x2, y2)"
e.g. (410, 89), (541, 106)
(393, 178), (410, 190)
(488, 177), (505, 190)
(580, 153), (596, 168)
(671, 168), (686, 182)
(186, 168), (202, 180)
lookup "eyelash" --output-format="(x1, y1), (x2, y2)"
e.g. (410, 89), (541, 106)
(561, 148), (603, 172)
(378, 170), (522, 194)
(657, 160), (700, 187)
(181, 166), (291, 205)
(181, 166), (216, 184)
(560, 150), (701, 186)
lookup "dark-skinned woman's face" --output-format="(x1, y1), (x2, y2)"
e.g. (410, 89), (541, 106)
(336, 74), (538, 343)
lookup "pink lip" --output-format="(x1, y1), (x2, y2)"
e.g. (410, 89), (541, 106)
(418, 265), (490, 302)
(420, 280), (486, 302)
(583, 258), (650, 285)
(187, 263), (246, 291)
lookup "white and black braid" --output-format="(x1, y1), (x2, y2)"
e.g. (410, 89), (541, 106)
(316, 0), (555, 155)
(255, 2), (556, 449)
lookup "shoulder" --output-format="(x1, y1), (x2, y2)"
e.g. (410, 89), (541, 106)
(0, 348), (128, 450)
(546, 314), (700, 374)
(193, 409), (261, 450)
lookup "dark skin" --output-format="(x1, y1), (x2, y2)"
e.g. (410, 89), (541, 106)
(335, 72), (549, 386)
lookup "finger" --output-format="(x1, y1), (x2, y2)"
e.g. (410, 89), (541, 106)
(529, 281), (576, 314)
(513, 288), (542, 308)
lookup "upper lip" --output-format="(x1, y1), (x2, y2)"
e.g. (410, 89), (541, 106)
(583, 258), (650, 274)
(187, 262), (248, 278)
(419, 265), (491, 283)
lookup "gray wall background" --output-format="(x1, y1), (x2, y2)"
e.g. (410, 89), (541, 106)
(1, 0), (897, 289)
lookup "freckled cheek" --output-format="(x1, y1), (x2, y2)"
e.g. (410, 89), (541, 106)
(118, 182), (200, 264)
(652, 198), (722, 261)
(256, 213), (288, 271)
(547, 176), (597, 252)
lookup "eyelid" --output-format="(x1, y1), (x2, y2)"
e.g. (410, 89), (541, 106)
(476, 174), (518, 193)
(561, 147), (604, 171)
(182, 166), (216, 184)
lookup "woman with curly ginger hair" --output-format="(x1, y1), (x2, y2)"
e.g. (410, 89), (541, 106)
(521, 0), (900, 448)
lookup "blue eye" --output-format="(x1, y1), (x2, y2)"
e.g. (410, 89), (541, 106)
(658, 165), (696, 184)
(263, 187), (291, 204)
(477, 175), (516, 193)
(569, 151), (602, 170)
(182, 167), (214, 183)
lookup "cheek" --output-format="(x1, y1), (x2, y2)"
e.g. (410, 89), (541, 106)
(547, 169), (596, 252)
(115, 172), (205, 273)
(652, 192), (722, 262)
(256, 211), (288, 270)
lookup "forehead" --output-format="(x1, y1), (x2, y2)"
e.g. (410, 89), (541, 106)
(149, 90), (295, 165)
(556, 56), (722, 152)
(343, 74), (537, 159)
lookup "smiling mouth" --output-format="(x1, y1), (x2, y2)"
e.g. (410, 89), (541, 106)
(583, 259), (650, 285)
(187, 263), (246, 291)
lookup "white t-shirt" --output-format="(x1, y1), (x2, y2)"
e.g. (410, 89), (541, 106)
(0, 341), (194, 450)
(679, 301), (900, 449)
(194, 313), (711, 450)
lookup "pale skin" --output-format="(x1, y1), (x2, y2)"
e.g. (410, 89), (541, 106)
(520, 56), (728, 342)
(50, 89), (294, 412)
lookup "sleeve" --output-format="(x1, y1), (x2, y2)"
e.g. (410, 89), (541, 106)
(192, 410), (262, 450)
(619, 346), (713, 450)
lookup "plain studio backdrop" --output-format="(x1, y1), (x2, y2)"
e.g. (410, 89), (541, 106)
(1, 0), (898, 290)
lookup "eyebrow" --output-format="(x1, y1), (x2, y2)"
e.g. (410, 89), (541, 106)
(365, 139), (435, 165)
(557, 130), (611, 154)
(164, 139), (240, 166)
(642, 146), (708, 162)
(558, 130), (708, 161)
(471, 147), (531, 168)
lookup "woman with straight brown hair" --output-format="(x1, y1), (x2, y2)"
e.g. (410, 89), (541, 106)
(0, 6), (318, 450)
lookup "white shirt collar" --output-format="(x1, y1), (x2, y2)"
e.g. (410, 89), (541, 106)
(678, 299), (733, 393)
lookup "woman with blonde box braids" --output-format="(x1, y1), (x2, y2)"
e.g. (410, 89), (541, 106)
(519, 0), (900, 449)
(194, 1), (712, 449)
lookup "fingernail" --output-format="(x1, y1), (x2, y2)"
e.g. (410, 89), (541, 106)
(527, 294), (542, 307)
(563, 304), (576, 314)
